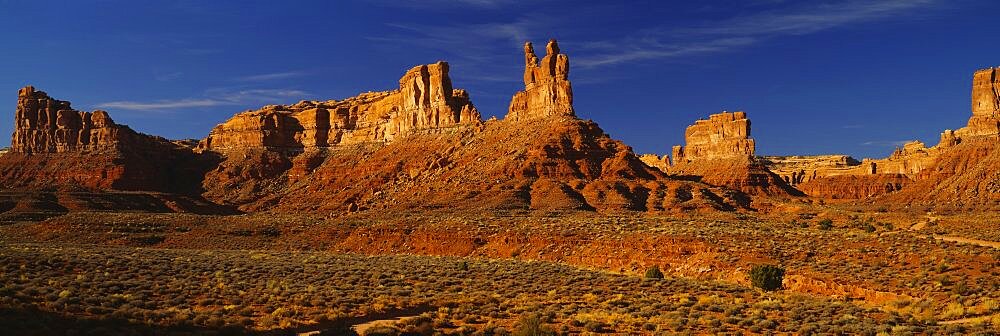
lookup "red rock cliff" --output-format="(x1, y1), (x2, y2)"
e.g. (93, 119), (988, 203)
(2, 86), (212, 194)
(506, 39), (574, 121)
(962, 67), (1000, 138)
(11, 86), (126, 154)
(199, 61), (480, 152)
(672, 111), (754, 164)
(660, 111), (797, 196)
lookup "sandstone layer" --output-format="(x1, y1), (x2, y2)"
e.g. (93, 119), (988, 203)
(651, 111), (797, 197)
(761, 155), (861, 185)
(505, 39), (574, 122)
(672, 111), (755, 164)
(12, 86), (124, 154)
(199, 61), (480, 152)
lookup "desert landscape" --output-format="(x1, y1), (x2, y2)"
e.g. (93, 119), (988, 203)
(2, 1), (999, 335)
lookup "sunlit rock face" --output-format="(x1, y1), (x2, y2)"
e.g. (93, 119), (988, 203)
(11, 86), (126, 154)
(671, 111), (754, 164)
(961, 67), (1000, 138)
(505, 39), (574, 122)
(199, 61), (480, 152)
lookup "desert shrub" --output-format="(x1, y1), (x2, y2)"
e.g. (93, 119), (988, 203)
(363, 325), (400, 336)
(584, 320), (607, 332)
(818, 219), (834, 230)
(513, 313), (556, 336)
(127, 235), (165, 245)
(644, 265), (664, 279)
(749, 265), (785, 291)
(258, 227), (281, 237)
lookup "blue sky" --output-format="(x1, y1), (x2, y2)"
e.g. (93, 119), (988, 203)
(1, 0), (997, 158)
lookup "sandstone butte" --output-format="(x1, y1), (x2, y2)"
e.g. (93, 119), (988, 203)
(0, 86), (209, 193)
(0, 39), (747, 215)
(641, 111), (799, 197)
(639, 67), (1000, 207)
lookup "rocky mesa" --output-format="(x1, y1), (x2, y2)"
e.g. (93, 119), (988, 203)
(644, 111), (798, 197)
(199, 61), (480, 152)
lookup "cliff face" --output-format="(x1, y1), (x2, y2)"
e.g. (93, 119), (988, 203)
(199, 62), (480, 152)
(962, 67), (1000, 138)
(505, 40), (574, 122)
(654, 111), (797, 196)
(0, 86), (213, 195)
(11, 86), (125, 154)
(672, 111), (755, 164)
(761, 155), (861, 185)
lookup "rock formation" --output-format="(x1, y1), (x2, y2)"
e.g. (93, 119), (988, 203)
(654, 111), (797, 196)
(961, 67), (1000, 138)
(0, 86), (214, 195)
(201, 40), (746, 213)
(767, 67), (1000, 202)
(506, 39), (574, 122)
(672, 111), (755, 164)
(11, 86), (125, 154)
(761, 155), (861, 185)
(199, 61), (480, 152)
(639, 154), (670, 172)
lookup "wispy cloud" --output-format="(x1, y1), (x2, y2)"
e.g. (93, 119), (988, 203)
(97, 89), (309, 111)
(685, 0), (937, 37)
(235, 71), (308, 82)
(862, 140), (912, 147)
(575, 37), (758, 68)
(575, 0), (939, 67)
(98, 99), (224, 110)
(371, 0), (939, 74)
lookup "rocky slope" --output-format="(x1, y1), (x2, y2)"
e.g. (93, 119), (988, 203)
(877, 68), (1000, 208)
(776, 67), (1000, 203)
(199, 40), (744, 213)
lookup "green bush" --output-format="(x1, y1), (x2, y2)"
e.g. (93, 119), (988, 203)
(749, 265), (785, 291)
(644, 265), (664, 279)
(818, 219), (834, 230)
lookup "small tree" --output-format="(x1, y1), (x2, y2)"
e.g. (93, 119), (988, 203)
(749, 265), (785, 291)
(644, 265), (664, 279)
